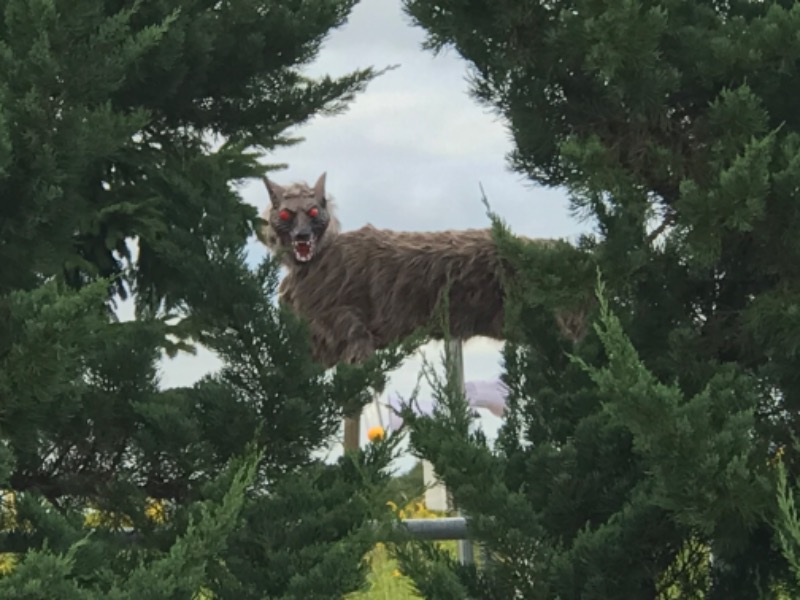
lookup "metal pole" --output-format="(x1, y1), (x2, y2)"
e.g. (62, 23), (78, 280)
(343, 415), (360, 452)
(344, 387), (387, 451)
(397, 517), (469, 540)
(446, 338), (474, 566)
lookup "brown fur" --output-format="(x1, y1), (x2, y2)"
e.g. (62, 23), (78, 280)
(285, 225), (507, 367)
(258, 174), (580, 369)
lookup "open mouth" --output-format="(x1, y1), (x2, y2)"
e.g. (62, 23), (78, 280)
(292, 237), (316, 262)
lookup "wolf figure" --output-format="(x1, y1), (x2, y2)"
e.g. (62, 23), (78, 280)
(257, 173), (586, 370)
(260, 173), (506, 368)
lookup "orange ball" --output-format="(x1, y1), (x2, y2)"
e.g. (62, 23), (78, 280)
(367, 426), (385, 443)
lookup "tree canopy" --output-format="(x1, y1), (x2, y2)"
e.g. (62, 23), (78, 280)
(397, 0), (800, 597)
(0, 1), (405, 597)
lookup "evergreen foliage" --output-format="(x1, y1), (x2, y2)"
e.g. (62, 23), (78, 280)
(397, 0), (800, 597)
(0, 0), (404, 596)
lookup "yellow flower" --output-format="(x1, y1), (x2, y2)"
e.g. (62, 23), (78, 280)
(392, 568), (402, 577)
(769, 445), (786, 467)
(0, 553), (17, 575)
(0, 491), (17, 531)
(145, 498), (168, 524)
(367, 426), (385, 442)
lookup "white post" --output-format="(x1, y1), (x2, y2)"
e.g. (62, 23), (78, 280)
(446, 338), (475, 565)
(422, 340), (453, 511)
(422, 459), (449, 512)
(421, 339), (475, 564)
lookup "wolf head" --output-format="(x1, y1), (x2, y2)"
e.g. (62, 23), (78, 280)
(258, 172), (340, 265)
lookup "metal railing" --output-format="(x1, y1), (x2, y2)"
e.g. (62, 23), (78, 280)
(398, 516), (469, 541)
(394, 516), (482, 566)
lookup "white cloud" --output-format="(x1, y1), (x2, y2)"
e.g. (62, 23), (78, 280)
(298, 86), (512, 161)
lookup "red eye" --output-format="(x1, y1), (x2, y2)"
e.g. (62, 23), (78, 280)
(308, 207), (319, 218)
(278, 209), (291, 221)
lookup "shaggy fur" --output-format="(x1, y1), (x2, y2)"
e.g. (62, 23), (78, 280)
(258, 173), (579, 369)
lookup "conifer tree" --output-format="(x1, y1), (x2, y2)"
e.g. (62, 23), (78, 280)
(397, 0), (800, 597)
(0, 0), (403, 596)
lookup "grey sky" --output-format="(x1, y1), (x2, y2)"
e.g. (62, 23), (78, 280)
(145, 0), (592, 463)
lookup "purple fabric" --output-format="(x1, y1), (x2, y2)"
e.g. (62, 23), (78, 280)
(384, 379), (508, 431)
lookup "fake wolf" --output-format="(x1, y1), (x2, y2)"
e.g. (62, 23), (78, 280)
(257, 173), (590, 451)
(257, 173), (588, 370)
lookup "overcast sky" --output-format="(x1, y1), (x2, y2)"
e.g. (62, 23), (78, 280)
(145, 0), (592, 464)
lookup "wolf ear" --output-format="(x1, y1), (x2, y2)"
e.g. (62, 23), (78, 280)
(263, 176), (284, 208)
(313, 172), (327, 207)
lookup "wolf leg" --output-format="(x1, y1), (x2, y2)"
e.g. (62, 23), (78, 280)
(333, 312), (377, 451)
(329, 308), (377, 366)
(306, 312), (376, 368)
(308, 309), (376, 452)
